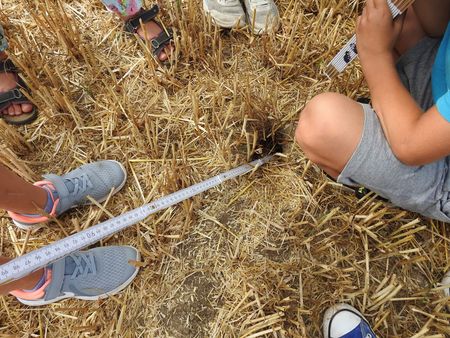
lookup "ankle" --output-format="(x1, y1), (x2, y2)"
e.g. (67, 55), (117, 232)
(10, 269), (52, 300)
(7, 181), (60, 225)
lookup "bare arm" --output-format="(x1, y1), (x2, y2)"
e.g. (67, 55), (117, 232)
(413, 0), (450, 37)
(362, 55), (450, 165)
(357, 0), (450, 165)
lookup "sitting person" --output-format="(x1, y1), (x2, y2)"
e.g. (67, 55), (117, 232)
(296, 0), (450, 222)
(0, 160), (140, 305)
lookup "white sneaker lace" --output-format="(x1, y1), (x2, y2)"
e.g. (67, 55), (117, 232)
(70, 252), (97, 279)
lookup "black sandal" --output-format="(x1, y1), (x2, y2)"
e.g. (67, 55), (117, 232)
(124, 5), (173, 58)
(0, 59), (38, 125)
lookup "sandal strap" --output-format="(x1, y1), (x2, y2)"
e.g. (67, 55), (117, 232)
(0, 59), (18, 73)
(151, 28), (173, 57)
(0, 88), (29, 111)
(124, 5), (160, 33)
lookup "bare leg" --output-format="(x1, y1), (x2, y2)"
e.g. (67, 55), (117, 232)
(412, 0), (450, 37)
(0, 166), (47, 294)
(295, 93), (365, 179)
(0, 164), (47, 214)
(0, 257), (44, 295)
(394, 7), (427, 56)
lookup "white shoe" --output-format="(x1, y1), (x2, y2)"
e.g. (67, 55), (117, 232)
(323, 303), (376, 338)
(242, 0), (280, 34)
(203, 0), (246, 28)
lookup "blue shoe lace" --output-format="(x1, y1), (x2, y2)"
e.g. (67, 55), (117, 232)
(69, 252), (97, 279)
(65, 174), (93, 196)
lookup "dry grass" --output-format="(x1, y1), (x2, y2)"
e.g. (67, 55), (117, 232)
(0, 0), (449, 337)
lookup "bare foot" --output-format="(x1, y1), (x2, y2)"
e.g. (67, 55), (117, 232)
(0, 71), (33, 117)
(135, 20), (173, 61)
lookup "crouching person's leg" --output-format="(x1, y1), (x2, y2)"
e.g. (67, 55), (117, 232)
(295, 92), (364, 179)
(295, 93), (450, 223)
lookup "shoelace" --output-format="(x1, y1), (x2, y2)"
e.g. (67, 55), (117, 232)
(70, 252), (97, 279)
(66, 174), (93, 196)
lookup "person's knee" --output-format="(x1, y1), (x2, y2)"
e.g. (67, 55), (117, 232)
(295, 92), (345, 162)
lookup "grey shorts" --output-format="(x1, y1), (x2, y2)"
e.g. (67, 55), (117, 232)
(337, 37), (450, 222)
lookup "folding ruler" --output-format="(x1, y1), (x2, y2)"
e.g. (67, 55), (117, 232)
(326, 0), (415, 77)
(0, 155), (273, 285)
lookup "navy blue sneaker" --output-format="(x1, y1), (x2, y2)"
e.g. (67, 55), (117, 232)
(323, 304), (376, 338)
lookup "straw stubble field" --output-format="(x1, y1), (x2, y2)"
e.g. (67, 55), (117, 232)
(0, 0), (449, 337)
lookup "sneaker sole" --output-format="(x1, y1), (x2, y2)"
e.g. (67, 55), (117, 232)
(16, 246), (140, 306)
(13, 160), (128, 231)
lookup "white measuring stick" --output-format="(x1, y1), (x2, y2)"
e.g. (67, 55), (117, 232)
(0, 155), (273, 285)
(326, 0), (403, 77)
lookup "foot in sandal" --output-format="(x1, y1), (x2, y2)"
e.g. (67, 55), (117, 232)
(103, 0), (174, 61)
(0, 24), (37, 125)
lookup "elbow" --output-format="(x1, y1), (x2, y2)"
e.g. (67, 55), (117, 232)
(391, 143), (423, 166)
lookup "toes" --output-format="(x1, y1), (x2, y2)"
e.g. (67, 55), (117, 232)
(21, 103), (33, 113)
(13, 104), (22, 116)
(7, 105), (15, 116)
(158, 51), (168, 61)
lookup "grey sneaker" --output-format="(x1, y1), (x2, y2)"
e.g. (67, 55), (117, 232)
(203, 0), (246, 28)
(243, 0), (280, 34)
(12, 246), (140, 306)
(9, 160), (127, 230)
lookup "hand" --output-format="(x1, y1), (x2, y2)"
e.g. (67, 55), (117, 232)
(356, 0), (405, 60)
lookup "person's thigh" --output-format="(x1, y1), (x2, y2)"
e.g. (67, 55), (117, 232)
(295, 92), (364, 179)
(394, 7), (427, 56)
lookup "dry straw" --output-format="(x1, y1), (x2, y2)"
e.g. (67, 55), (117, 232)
(0, 0), (448, 337)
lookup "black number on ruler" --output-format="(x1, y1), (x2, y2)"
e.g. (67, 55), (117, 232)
(1, 270), (7, 276)
(13, 265), (20, 270)
(35, 255), (42, 261)
(86, 232), (95, 239)
(45, 251), (51, 256)
(343, 51), (351, 64)
(25, 259), (31, 265)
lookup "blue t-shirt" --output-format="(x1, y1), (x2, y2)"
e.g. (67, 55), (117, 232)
(432, 23), (450, 121)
